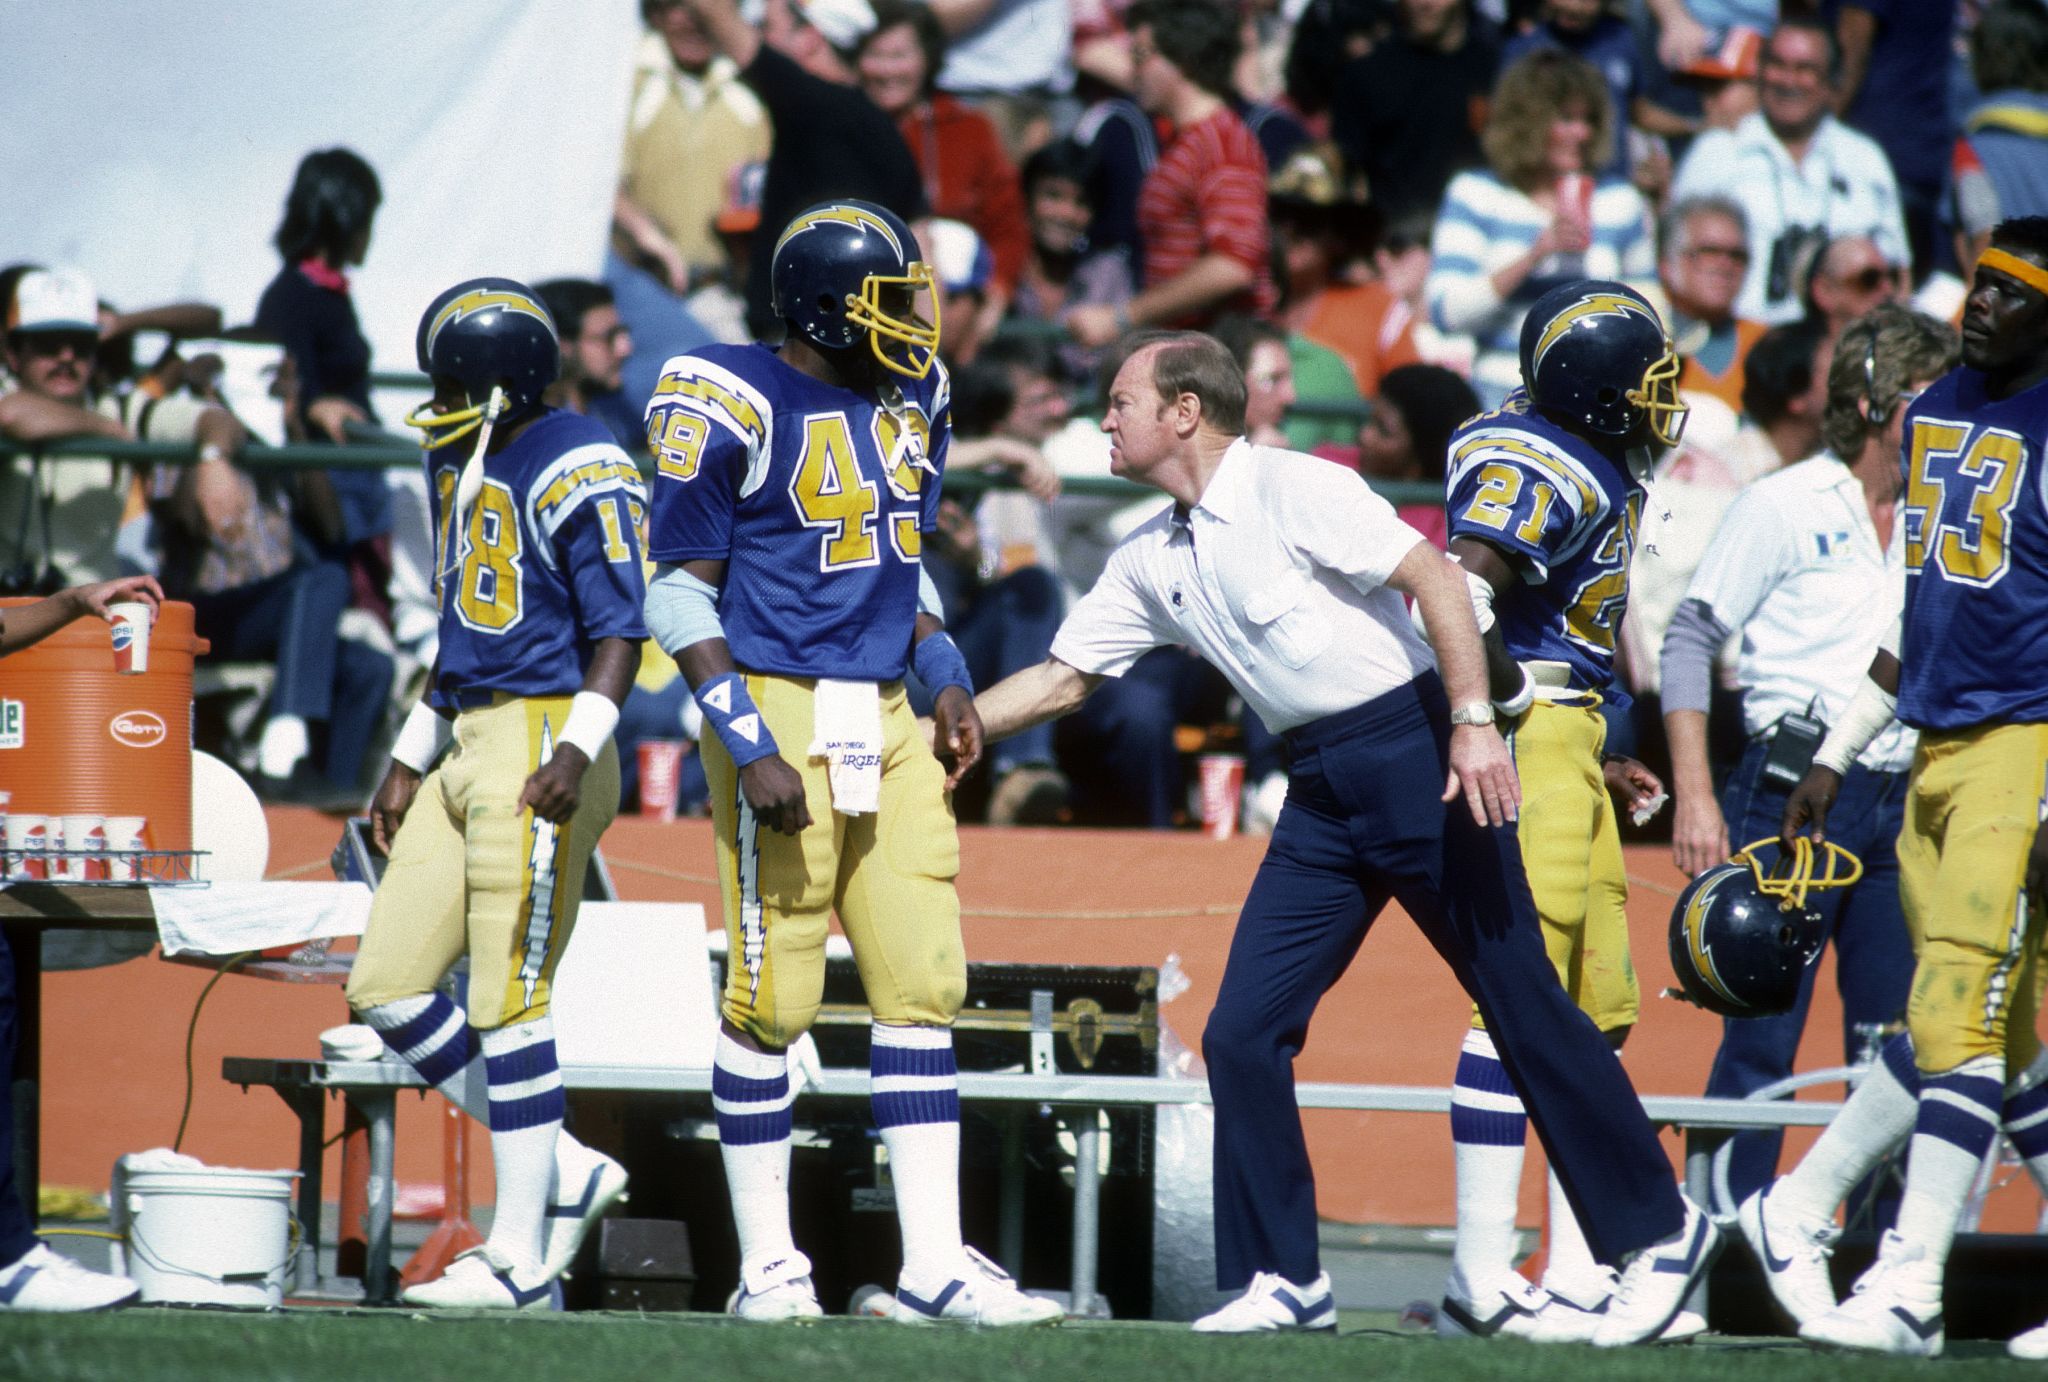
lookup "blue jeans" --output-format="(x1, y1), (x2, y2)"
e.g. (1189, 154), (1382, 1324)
(1702, 737), (1914, 1204)
(191, 562), (395, 787)
(1207, 674), (1685, 1286)
(0, 927), (35, 1268)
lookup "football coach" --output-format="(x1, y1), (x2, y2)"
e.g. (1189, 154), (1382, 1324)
(962, 330), (1715, 1341)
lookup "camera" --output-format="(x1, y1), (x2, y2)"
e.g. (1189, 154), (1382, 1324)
(1765, 224), (1830, 307)
(1760, 707), (1828, 791)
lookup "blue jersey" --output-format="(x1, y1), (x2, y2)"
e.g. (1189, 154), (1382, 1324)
(1897, 368), (2048, 731)
(1445, 390), (1645, 697)
(643, 343), (949, 681)
(425, 409), (650, 710)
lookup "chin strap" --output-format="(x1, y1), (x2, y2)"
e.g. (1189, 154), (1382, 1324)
(438, 386), (508, 587)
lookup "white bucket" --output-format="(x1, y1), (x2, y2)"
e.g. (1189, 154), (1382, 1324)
(111, 1165), (299, 1308)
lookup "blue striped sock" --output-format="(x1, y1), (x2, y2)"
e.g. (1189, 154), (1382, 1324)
(714, 1034), (797, 1270)
(1451, 1028), (1526, 1288)
(482, 1020), (565, 1133)
(479, 1018), (563, 1266)
(870, 1024), (965, 1283)
(1895, 1055), (2003, 1266)
(1882, 1032), (1922, 1097)
(360, 992), (477, 1089)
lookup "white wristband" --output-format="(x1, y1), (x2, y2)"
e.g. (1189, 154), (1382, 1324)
(390, 701), (452, 774)
(1812, 678), (1898, 776)
(1494, 664), (1537, 718)
(558, 690), (620, 762)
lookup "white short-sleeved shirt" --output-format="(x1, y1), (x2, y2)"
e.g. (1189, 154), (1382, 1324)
(1684, 453), (1915, 771)
(1050, 439), (1434, 733)
(1669, 112), (1908, 326)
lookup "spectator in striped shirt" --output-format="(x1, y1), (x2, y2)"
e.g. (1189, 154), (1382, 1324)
(1064, 0), (1274, 348)
(1424, 48), (1657, 406)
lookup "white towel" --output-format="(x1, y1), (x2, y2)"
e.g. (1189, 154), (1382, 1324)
(808, 678), (883, 815)
(149, 880), (371, 957)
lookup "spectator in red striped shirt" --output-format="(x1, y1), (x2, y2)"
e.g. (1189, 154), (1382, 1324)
(1064, 0), (1275, 348)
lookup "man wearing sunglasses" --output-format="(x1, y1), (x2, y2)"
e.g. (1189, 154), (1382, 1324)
(535, 279), (644, 457)
(1805, 234), (1906, 343)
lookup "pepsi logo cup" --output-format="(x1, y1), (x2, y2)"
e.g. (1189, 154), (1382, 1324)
(3, 814), (47, 880)
(109, 601), (153, 674)
(638, 740), (685, 822)
(103, 815), (147, 882)
(58, 814), (106, 882)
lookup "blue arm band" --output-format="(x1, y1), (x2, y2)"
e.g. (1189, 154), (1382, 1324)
(912, 631), (974, 698)
(693, 672), (780, 769)
(646, 563), (727, 656)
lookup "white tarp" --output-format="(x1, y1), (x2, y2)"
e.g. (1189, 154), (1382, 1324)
(0, 1), (641, 375)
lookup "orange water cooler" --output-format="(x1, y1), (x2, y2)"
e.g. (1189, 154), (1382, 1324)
(0, 598), (207, 853)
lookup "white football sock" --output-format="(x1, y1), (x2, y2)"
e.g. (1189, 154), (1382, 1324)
(871, 1023), (966, 1286)
(480, 1018), (565, 1268)
(1777, 1032), (1920, 1220)
(712, 1032), (798, 1271)
(1449, 1028), (1527, 1290)
(1541, 1166), (1608, 1301)
(1893, 1055), (2003, 1272)
(257, 713), (309, 779)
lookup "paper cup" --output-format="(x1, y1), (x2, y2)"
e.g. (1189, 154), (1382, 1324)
(104, 815), (147, 882)
(1198, 754), (1246, 841)
(58, 814), (106, 882)
(638, 740), (685, 822)
(109, 601), (153, 674)
(3, 814), (47, 880)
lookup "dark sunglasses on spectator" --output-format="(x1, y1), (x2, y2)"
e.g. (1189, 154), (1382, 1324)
(13, 331), (98, 358)
(1686, 244), (1751, 265)
(1840, 267), (1890, 292)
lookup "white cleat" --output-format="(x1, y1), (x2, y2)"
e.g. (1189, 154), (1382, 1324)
(0, 1244), (138, 1312)
(1736, 1181), (1840, 1328)
(1195, 1270), (1337, 1334)
(542, 1135), (628, 1279)
(401, 1245), (555, 1311)
(892, 1246), (1064, 1327)
(1590, 1197), (1722, 1347)
(1799, 1231), (1943, 1357)
(1523, 1274), (1707, 1345)
(2010, 1316), (2048, 1360)
(727, 1252), (825, 1321)
(1436, 1270), (1548, 1339)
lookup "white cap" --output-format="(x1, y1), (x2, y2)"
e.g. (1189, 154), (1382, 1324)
(9, 268), (99, 335)
(793, 0), (876, 51)
(9, 268), (100, 336)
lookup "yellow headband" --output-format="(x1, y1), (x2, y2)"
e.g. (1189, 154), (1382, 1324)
(1979, 247), (2048, 297)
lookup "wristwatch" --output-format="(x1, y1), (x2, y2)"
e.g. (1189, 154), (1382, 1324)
(1449, 703), (1495, 727)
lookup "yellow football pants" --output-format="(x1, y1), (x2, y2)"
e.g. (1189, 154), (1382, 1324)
(703, 674), (966, 1048)
(347, 694), (618, 1029)
(1473, 697), (1638, 1034)
(1899, 722), (2048, 1074)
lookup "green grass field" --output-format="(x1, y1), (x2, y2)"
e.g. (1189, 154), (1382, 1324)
(0, 1309), (2034, 1382)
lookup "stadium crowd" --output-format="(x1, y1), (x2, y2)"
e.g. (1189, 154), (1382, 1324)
(2, 0), (2043, 830)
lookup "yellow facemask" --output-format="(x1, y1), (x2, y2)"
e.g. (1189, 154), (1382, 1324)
(1626, 348), (1690, 448)
(845, 261), (942, 380)
(1731, 836), (1863, 912)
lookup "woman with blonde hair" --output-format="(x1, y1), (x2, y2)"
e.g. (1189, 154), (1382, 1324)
(1425, 49), (1658, 405)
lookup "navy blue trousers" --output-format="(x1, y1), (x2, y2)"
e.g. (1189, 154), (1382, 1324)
(1701, 739), (1913, 1203)
(1203, 675), (1685, 1289)
(0, 927), (38, 1267)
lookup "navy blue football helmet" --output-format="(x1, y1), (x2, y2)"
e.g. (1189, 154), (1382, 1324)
(771, 201), (940, 380)
(1668, 838), (1861, 1017)
(405, 277), (560, 450)
(1519, 280), (1688, 450)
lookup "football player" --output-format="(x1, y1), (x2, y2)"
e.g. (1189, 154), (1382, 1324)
(345, 279), (644, 1309)
(1749, 217), (2048, 1358)
(641, 200), (1061, 1327)
(1435, 281), (1702, 1342)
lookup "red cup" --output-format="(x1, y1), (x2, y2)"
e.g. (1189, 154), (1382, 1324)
(1558, 172), (1593, 230)
(1198, 753), (1246, 841)
(638, 740), (685, 821)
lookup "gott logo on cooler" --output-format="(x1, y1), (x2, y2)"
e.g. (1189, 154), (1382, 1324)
(110, 710), (167, 749)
